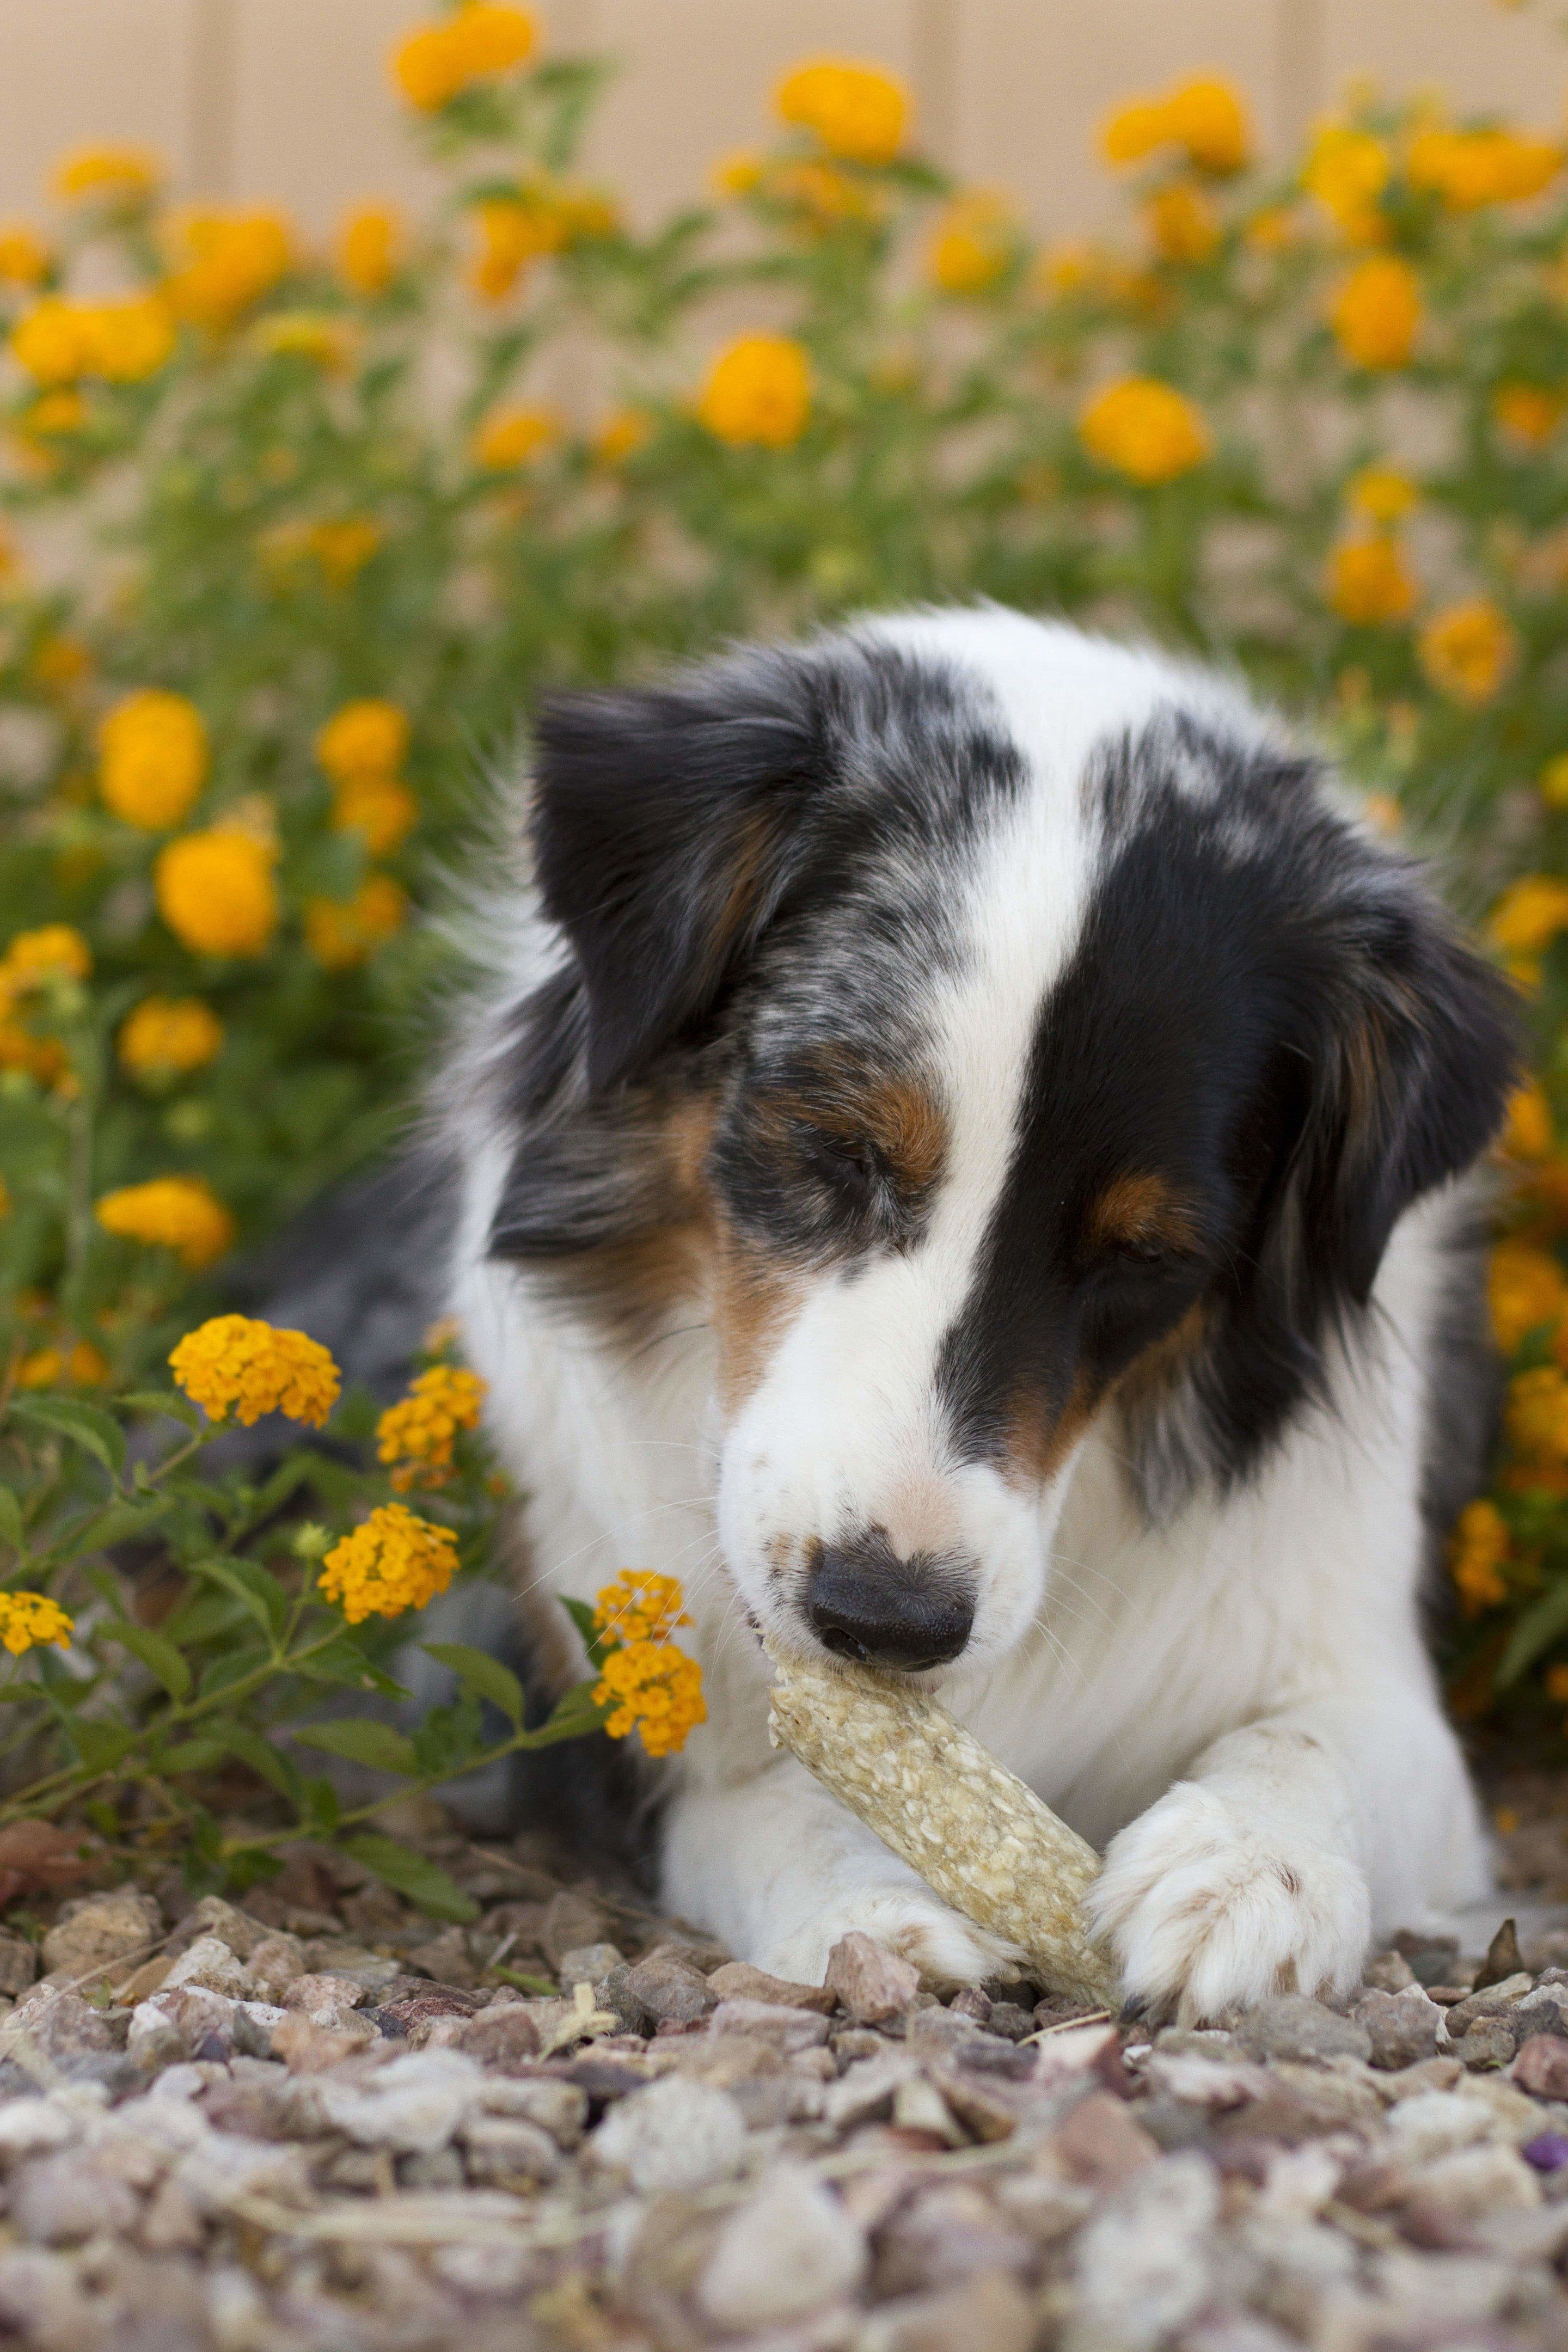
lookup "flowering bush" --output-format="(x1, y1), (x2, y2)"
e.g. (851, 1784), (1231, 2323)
(5, 10), (1568, 1879)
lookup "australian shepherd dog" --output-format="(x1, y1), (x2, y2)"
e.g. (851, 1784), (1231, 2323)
(438, 607), (1514, 2020)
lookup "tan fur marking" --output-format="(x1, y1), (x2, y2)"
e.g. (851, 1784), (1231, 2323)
(1089, 1171), (1199, 1255)
(1000, 1369), (1097, 1490)
(712, 1223), (800, 1417)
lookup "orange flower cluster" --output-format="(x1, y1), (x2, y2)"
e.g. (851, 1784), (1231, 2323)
(590, 1572), (706, 1759)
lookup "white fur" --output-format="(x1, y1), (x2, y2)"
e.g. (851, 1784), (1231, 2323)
(448, 612), (1490, 2016)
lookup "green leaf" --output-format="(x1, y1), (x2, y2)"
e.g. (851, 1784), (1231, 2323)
(300, 1775), (340, 1834)
(420, 1641), (524, 1728)
(489, 1964), (556, 1995)
(9, 1396), (125, 1478)
(69, 1719), (136, 1774)
(60, 1493), (175, 1558)
(210, 1720), (303, 1804)
(187, 1555), (287, 1636)
(0, 1486), (24, 1558)
(295, 1639), (409, 1699)
(158, 1737), (228, 1776)
(560, 1595), (608, 1671)
(1497, 1578), (1568, 1688)
(107, 1620), (191, 1700)
(293, 1719), (420, 1775)
(116, 1391), (205, 1432)
(341, 1832), (477, 1923)
(519, 1678), (609, 1750)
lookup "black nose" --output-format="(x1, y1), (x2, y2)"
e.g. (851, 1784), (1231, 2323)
(806, 1532), (975, 1671)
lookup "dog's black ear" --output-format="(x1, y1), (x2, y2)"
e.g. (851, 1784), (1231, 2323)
(531, 663), (823, 1092)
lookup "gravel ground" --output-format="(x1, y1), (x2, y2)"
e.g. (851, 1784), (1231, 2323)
(4, 1800), (1568, 2351)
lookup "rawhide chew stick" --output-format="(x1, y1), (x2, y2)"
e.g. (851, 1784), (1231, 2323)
(765, 1638), (1117, 2007)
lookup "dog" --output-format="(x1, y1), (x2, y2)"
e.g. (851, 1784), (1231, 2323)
(439, 605), (1515, 2020)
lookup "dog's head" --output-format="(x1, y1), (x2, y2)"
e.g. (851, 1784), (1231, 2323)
(490, 612), (1515, 1676)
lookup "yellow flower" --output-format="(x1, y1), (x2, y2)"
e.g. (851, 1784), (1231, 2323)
(308, 519), (382, 585)
(376, 1364), (487, 1491)
(592, 407), (652, 467)
(169, 1313), (339, 1427)
(1503, 1079), (1554, 1161)
(10, 297), (174, 387)
(338, 204), (403, 296)
(1489, 1239), (1568, 1347)
(1489, 876), (1568, 956)
(768, 161), (884, 229)
(155, 829), (279, 958)
(1449, 1498), (1510, 1613)
(1493, 383), (1565, 449)
(391, 3), (537, 110)
(1324, 535), (1418, 625)
(1508, 1365), (1568, 1461)
(330, 779), (418, 857)
(15, 1342), (106, 1391)
(91, 296), (176, 382)
(774, 59), (909, 165)
(1407, 126), (1561, 212)
(255, 311), (356, 371)
(3, 925), (91, 989)
(697, 335), (813, 449)
(52, 146), (161, 204)
(318, 1504), (459, 1622)
(96, 1175), (235, 1270)
(118, 996), (224, 1081)
(714, 152), (765, 200)
(1244, 205), (1299, 252)
(471, 403), (560, 470)
(30, 635), (89, 693)
(97, 690), (209, 830)
(1540, 754), (1568, 810)
(304, 874), (408, 969)
(315, 699), (409, 786)
(1145, 182), (1221, 264)
(1330, 255), (1420, 369)
(592, 1570), (691, 1649)
(12, 299), (101, 385)
(164, 209), (292, 327)
(0, 224), (50, 287)
(926, 192), (1014, 295)
(1303, 125), (1391, 242)
(1346, 465), (1418, 524)
(593, 1641), (706, 1758)
(22, 390), (87, 441)
(1417, 598), (1518, 706)
(1101, 77), (1250, 175)
(1078, 377), (1211, 485)
(0, 1594), (74, 1657)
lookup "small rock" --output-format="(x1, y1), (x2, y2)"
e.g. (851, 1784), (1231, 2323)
(1233, 1995), (1372, 2066)
(1052, 2091), (1162, 2186)
(40, 1889), (160, 1980)
(245, 1934), (306, 2004)
(1513, 1983), (1568, 2043)
(707, 1961), (836, 2013)
(378, 1984), (483, 2048)
(589, 2073), (748, 2194)
(1444, 1974), (1533, 2035)
(1357, 1986), (1444, 2071)
(167, 1896), (274, 1963)
(1461, 2017), (1519, 2072)
(555, 1941), (623, 1989)
(1523, 2129), (1568, 2171)
(1413, 2140), (1541, 2222)
(477, 2075), (588, 2147)
(1473, 1915), (1526, 1991)
(9, 2153), (140, 2244)
(540, 1891), (610, 1969)
(0, 2100), (77, 2159)
(280, 1970), (367, 2026)
(316, 2048), (481, 2154)
(1362, 1949), (1417, 1993)
(0, 1935), (36, 2001)
(949, 1987), (993, 2025)
(824, 1931), (921, 2024)
(452, 2002), (541, 2067)
(461, 2114), (561, 2186)
(231, 2001), (286, 2060)
(405, 1925), (477, 1989)
(1515, 2035), (1568, 2100)
(1, 1984), (121, 2062)
(162, 1934), (252, 2000)
(1066, 2149), (1219, 2352)
(988, 2002), (1037, 2042)
(623, 1952), (714, 2026)
(271, 2011), (377, 2071)
(709, 1996), (832, 2051)
(855, 2273), (1036, 2352)
(699, 2161), (868, 2330)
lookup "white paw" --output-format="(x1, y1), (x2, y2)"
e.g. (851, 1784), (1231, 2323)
(755, 1882), (1025, 1992)
(1086, 1782), (1370, 2025)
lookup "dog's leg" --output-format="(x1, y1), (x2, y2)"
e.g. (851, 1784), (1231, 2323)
(661, 1756), (1025, 1989)
(1086, 1685), (1489, 2023)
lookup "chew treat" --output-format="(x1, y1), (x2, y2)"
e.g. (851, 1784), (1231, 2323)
(765, 1639), (1117, 2006)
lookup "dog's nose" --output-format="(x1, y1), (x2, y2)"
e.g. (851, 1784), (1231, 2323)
(806, 1532), (975, 1671)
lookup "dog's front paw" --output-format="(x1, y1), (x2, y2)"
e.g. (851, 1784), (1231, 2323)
(1086, 1781), (1370, 2025)
(755, 1881), (1024, 1993)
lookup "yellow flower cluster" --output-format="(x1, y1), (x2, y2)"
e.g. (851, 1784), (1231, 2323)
(1078, 377), (1210, 485)
(118, 996), (224, 1081)
(393, 4), (537, 111)
(163, 209), (292, 328)
(1324, 536), (1418, 626)
(774, 59), (909, 166)
(926, 192), (1014, 295)
(1346, 466), (1418, 524)
(10, 294), (174, 386)
(52, 146), (161, 204)
(95, 1175), (235, 1270)
(0, 1594), (74, 1657)
(1507, 1367), (1568, 1465)
(1101, 76), (1251, 175)
(1494, 384), (1565, 449)
(1407, 126), (1561, 212)
(471, 403), (560, 470)
(465, 186), (612, 301)
(1330, 256), (1420, 370)
(169, 1313), (340, 1426)
(155, 828), (279, 957)
(593, 408), (651, 468)
(304, 874), (407, 970)
(698, 335), (813, 449)
(592, 1570), (691, 1647)
(0, 927), (88, 1091)
(1146, 182), (1221, 265)
(1303, 126), (1391, 243)
(589, 1572), (705, 1756)
(255, 311), (356, 372)
(98, 690), (209, 830)
(1503, 1079), (1554, 1161)
(1417, 599), (1517, 707)
(1449, 1499), (1510, 1614)
(376, 1364), (487, 1491)
(318, 1504), (459, 1622)
(16, 1342), (108, 1391)
(317, 700), (417, 856)
(0, 224), (50, 287)
(1489, 1240), (1568, 1349)
(338, 204), (404, 297)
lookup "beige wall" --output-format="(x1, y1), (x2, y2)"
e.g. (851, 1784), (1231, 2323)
(0, 0), (1560, 238)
